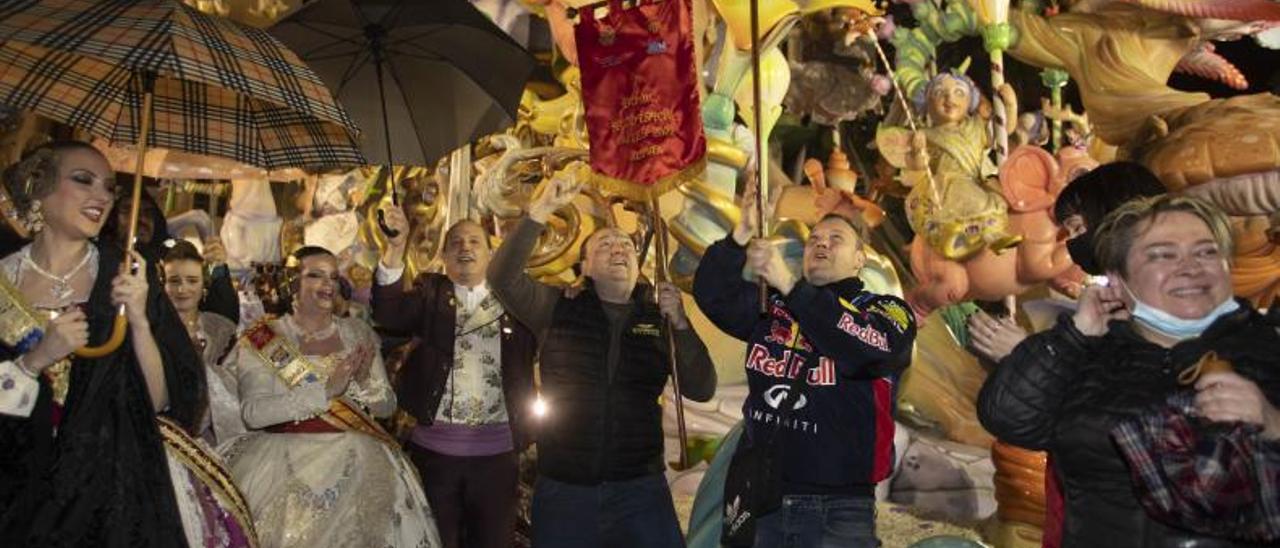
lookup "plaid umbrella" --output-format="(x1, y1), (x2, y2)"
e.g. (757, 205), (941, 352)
(1113, 391), (1280, 543)
(0, 0), (365, 357)
(0, 0), (365, 171)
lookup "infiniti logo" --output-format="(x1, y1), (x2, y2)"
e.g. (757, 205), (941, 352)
(762, 384), (807, 410)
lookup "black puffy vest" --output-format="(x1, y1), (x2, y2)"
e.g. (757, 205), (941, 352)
(536, 283), (670, 485)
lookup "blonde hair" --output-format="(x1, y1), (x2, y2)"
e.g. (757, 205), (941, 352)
(1093, 194), (1233, 276)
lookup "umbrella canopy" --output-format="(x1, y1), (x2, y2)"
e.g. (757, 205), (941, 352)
(96, 140), (306, 181)
(0, 0), (365, 171)
(269, 0), (536, 167)
(1113, 390), (1280, 543)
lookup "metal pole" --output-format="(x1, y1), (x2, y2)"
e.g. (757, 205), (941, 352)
(650, 198), (689, 470)
(749, 0), (767, 314)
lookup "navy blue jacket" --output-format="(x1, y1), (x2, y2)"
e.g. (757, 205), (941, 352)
(693, 236), (916, 493)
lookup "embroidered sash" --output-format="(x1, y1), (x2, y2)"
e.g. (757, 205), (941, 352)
(0, 273), (43, 353)
(241, 318), (398, 449)
(157, 416), (260, 548)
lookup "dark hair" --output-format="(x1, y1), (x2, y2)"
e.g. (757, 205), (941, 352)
(2, 140), (106, 216)
(162, 239), (205, 264)
(1053, 161), (1165, 229)
(292, 245), (336, 264)
(102, 183), (171, 258)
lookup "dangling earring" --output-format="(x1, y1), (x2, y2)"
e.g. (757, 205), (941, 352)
(25, 199), (44, 234)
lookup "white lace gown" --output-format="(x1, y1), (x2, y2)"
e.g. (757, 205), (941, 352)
(222, 316), (439, 548)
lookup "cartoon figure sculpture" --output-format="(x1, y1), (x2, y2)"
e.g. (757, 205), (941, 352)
(220, 177), (282, 275)
(1011, 2), (1280, 215)
(907, 144), (1093, 313)
(1005, 0), (1280, 303)
(881, 71), (1022, 262)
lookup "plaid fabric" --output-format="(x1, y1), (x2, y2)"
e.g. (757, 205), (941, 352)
(1112, 390), (1280, 542)
(0, 0), (364, 170)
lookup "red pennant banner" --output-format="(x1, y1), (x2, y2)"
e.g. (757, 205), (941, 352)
(573, 0), (706, 200)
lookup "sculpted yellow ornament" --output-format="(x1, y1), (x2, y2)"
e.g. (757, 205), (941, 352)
(880, 71), (1021, 260)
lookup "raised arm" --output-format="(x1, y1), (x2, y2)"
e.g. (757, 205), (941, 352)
(692, 181), (770, 341)
(785, 284), (916, 378)
(486, 171), (584, 336)
(199, 238), (240, 325)
(117, 250), (203, 425)
(693, 236), (766, 341)
(656, 281), (717, 402)
(979, 283), (1128, 449)
(370, 205), (427, 333)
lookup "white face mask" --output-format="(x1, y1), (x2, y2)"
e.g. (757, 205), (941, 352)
(1124, 284), (1239, 341)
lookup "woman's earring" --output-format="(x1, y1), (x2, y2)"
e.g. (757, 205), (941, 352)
(25, 199), (44, 234)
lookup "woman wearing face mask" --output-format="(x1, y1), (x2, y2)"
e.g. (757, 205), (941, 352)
(978, 194), (1280, 547)
(0, 141), (204, 546)
(967, 161), (1169, 548)
(223, 246), (439, 548)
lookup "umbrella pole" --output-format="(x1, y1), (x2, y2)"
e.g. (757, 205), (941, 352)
(77, 72), (156, 358)
(373, 49), (403, 239)
(650, 197), (689, 470)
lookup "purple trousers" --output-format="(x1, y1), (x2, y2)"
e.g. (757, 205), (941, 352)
(407, 444), (521, 548)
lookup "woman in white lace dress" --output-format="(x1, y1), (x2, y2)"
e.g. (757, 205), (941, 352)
(223, 246), (439, 548)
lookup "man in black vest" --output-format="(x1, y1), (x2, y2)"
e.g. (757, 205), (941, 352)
(487, 173), (716, 548)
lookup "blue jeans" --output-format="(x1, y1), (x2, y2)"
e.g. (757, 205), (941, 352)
(531, 473), (685, 548)
(753, 495), (879, 548)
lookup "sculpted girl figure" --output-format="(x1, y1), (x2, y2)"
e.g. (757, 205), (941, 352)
(883, 71), (1022, 260)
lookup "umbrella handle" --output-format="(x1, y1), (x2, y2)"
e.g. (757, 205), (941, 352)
(376, 165), (400, 237)
(76, 72), (153, 359)
(74, 305), (128, 358)
(377, 210), (400, 238)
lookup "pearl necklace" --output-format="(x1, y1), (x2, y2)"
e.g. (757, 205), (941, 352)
(22, 245), (93, 302)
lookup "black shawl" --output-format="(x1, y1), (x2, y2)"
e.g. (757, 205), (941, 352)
(2, 241), (203, 547)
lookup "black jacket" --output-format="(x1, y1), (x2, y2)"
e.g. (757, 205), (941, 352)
(978, 302), (1280, 548)
(693, 235), (916, 493)
(537, 282), (675, 484)
(372, 272), (538, 450)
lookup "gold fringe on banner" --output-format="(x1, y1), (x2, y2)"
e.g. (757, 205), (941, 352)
(587, 157), (708, 202)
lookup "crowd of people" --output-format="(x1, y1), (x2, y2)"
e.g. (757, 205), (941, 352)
(0, 138), (1277, 548)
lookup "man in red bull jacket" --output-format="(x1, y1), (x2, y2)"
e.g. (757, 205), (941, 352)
(693, 187), (916, 547)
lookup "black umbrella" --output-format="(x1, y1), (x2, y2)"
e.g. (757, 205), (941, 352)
(269, 0), (536, 167)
